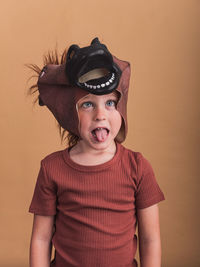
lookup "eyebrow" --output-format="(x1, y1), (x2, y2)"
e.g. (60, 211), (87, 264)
(79, 94), (92, 101)
(109, 93), (118, 98)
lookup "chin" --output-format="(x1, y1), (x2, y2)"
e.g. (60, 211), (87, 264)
(89, 138), (116, 151)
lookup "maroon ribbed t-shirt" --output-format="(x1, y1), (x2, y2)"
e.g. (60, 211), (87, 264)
(29, 142), (165, 267)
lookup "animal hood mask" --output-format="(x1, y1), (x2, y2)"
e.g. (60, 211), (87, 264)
(37, 37), (131, 143)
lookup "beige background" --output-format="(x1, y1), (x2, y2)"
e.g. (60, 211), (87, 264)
(0, 0), (199, 266)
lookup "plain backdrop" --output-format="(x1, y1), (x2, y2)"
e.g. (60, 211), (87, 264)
(0, 0), (199, 266)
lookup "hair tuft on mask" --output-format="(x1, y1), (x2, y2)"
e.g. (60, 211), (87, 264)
(27, 48), (78, 147)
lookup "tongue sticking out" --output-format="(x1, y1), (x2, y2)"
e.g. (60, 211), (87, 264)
(93, 128), (108, 142)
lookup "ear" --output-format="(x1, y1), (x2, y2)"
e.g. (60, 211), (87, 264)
(66, 45), (80, 61)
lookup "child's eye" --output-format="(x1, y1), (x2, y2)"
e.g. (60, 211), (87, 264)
(106, 100), (117, 107)
(81, 101), (93, 109)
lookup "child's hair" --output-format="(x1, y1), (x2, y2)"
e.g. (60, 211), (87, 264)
(27, 48), (80, 148)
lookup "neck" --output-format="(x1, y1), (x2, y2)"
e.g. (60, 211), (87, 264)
(69, 141), (117, 166)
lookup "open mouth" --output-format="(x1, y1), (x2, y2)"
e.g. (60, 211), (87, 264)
(78, 68), (116, 91)
(91, 127), (110, 142)
(65, 37), (121, 95)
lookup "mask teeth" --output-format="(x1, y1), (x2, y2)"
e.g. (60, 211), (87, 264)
(83, 73), (115, 90)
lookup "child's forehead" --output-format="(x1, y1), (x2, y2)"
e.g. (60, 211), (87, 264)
(79, 91), (118, 101)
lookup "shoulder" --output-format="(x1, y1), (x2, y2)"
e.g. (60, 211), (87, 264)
(119, 144), (154, 177)
(36, 148), (69, 183)
(119, 143), (142, 158)
(119, 143), (145, 167)
(40, 148), (68, 168)
(118, 145), (165, 208)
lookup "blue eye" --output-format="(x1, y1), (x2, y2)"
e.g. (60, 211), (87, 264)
(82, 102), (93, 108)
(106, 100), (116, 107)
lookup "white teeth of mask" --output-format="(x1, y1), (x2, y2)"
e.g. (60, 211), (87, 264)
(83, 73), (115, 89)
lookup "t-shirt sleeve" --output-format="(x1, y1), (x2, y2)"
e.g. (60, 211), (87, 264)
(135, 153), (165, 209)
(29, 160), (57, 216)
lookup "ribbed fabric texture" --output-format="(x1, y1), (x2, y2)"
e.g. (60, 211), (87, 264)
(29, 142), (165, 267)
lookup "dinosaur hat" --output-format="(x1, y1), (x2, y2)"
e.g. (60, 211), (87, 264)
(37, 38), (131, 143)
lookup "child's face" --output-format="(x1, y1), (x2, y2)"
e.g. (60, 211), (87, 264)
(76, 92), (122, 151)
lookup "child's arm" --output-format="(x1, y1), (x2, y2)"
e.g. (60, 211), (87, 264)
(30, 214), (55, 267)
(137, 204), (162, 267)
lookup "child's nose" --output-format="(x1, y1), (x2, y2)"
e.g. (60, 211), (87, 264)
(94, 107), (106, 121)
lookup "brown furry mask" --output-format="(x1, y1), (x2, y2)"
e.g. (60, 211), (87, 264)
(37, 37), (131, 143)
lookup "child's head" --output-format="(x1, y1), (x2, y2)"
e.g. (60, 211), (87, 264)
(30, 38), (130, 147)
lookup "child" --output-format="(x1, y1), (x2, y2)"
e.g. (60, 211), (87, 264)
(29, 37), (165, 267)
